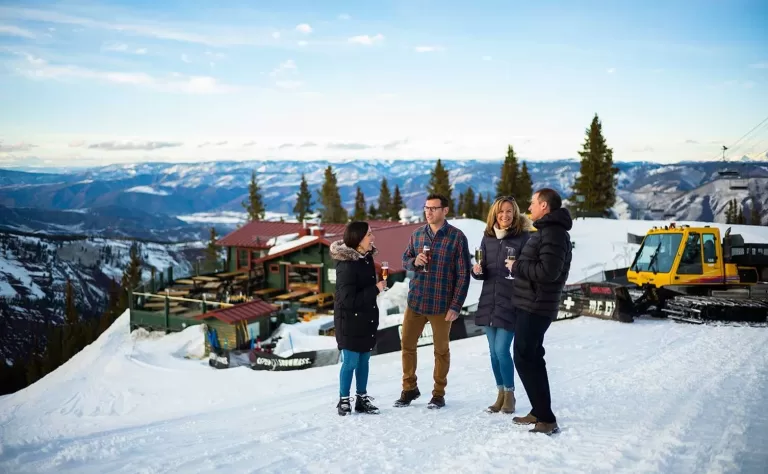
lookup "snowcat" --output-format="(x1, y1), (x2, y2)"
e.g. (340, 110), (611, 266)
(559, 223), (768, 324)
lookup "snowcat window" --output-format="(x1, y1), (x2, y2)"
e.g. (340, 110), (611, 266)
(631, 233), (682, 273)
(677, 232), (703, 275)
(703, 234), (717, 263)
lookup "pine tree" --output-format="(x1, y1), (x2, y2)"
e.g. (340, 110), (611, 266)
(517, 161), (534, 211)
(242, 170), (266, 221)
(427, 159), (454, 215)
(476, 194), (486, 220)
(61, 279), (81, 362)
(737, 205), (745, 224)
(367, 204), (378, 219)
(378, 178), (392, 220)
(318, 165), (348, 223)
(205, 227), (218, 270)
(352, 187), (367, 221)
(571, 114), (619, 215)
(390, 185), (404, 221)
(725, 199), (735, 224)
(463, 187), (477, 219)
(118, 242), (143, 311)
(293, 173), (313, 223)
(457, 191), (466, 217)
(749, 194), (762, 225)
(496, 145), (519, 198)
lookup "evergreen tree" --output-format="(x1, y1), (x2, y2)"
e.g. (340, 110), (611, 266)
(118, 242), (143, 311)
(367, 204), (378, 219)
(25, 356), (41, 386)
(571, 114), (619, 215)
(318, 165), (348, 223)
(427, 159), (454, 215)
(378, 178), (392, 220)
(352, 187), (367, 221)
(242, 170), (266, 221)
(390, 185), (404, 221)
(293, 173), (313, 223)
(737, 205), (745, 225)
(205, 227), (218, 269)
(463, 187), (477, 219)
(725, 199), (736, 224)
(457, 191), (466, 217)
(496, 145), (519, 198)
(749, 194), (762, 225)
(476, 194), (486, 220)
(61, 279), (81, 362)
(517, 161), (534, 211)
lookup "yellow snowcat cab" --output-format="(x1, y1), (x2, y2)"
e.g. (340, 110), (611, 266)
(559, 223), (768, 325)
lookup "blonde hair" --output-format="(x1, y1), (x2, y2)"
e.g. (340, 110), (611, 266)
(484, 197), (533, 237)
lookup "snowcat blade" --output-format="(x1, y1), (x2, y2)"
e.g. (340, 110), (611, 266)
(558, 282), (635, 323)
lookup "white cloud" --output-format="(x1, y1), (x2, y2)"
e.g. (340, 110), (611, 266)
(101, 42), (147, 55)
(0, 24), (36, 39)
(181, 54), (191, 63)
(135, 48), (147, 55)
(87, 140), (182, 151)
(15, 54), (237, 94)
(338, 14), (351, 20)
(0, 141), (37, 152)
(275, 80), (303, 89)
(270, 59), (296, 76)
(482, 55), (492, 61)
(607, 67), (616, 74)
(414, 46), (442, 53)
(348, 34), (384, 45)
(297, 40), (308, 47)
(0, 7), (267, 46)
(272, 31), (280, 39)
(296, 23), (312, 34)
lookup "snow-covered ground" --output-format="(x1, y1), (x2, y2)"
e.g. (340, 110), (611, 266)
(1, 311), (767, 473)
(2, 217), (768, 473)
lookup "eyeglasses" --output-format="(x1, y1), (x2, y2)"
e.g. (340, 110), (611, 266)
(423, 206), (445, 212)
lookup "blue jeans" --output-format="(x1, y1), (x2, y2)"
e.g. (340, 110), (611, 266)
(485, 326), (515, 391)
(339, 349), (371, 398)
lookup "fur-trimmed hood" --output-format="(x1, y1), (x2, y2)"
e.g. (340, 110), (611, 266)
(330, 240), (379, 261)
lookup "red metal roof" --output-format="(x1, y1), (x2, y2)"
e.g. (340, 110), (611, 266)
(254, 237), (332, 264)
(369, 223), (425, 273)
(194, 298), (278, 324)
(216, 219), (410, 248)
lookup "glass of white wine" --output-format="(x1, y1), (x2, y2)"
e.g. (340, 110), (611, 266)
(505, 247), (516, 280)
(474, 247), (483, 274)
(381, 261), (389, 291)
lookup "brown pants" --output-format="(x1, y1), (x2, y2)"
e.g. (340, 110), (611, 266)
(400, 307), (453, 397)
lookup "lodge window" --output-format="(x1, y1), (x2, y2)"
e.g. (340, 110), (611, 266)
(270, 264), (279, 274)
(238, 249), (249, 269)
(286, 265), (321, 292)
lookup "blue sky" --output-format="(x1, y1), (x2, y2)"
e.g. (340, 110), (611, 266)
(0, 0), (767, 167)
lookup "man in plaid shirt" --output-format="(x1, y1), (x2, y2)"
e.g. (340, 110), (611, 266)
(394, 193), (471, 409)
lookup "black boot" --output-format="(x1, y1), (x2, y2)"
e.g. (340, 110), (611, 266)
(355, 394), (380, 414)
(337, 397), (351, 416)
(393, 387), (421, 407)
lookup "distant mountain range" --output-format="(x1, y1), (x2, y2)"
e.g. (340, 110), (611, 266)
(1, 158), (767, 238)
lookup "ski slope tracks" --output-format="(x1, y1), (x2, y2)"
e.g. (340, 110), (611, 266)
(1, 217), (768, 473)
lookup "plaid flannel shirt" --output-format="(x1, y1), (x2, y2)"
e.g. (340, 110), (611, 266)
(402, 221), (471, 315)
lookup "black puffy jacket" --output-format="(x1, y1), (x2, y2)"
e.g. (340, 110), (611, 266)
(331, 240), (380, 353)
(470, 229), (531, 331)
(511, 208), (573, 320)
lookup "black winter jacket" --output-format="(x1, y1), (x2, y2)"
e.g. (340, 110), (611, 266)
(470, 229), (531, 331)
(331, 240), (380, 353)
(511, 208), (573, 320)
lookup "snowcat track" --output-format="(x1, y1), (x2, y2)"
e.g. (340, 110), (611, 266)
(662, 295), (768, 326)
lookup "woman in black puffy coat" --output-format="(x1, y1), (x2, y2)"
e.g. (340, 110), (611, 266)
(330, 221), (387, 416)
(470, 196), (532, 414)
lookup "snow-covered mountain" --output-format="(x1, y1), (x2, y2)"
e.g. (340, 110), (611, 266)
(0, 233), (204, 365)
(2, 159), (768, 229)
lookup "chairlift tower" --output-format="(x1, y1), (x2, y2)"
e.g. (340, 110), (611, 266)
(717, 145), (749, 190)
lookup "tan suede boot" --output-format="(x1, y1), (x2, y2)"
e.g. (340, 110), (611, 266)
(486, 389), (504, 413)
(501, 390), (515, 414)
(512, 412), (537, 425)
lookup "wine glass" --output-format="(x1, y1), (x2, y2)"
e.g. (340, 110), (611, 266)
(474, 246), (483, 274)
(505, 247), (516, 280)
(381, 261), (389, 291)
(422, 245), (431, 273)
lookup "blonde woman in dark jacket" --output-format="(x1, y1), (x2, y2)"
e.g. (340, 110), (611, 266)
(470, 196), (532, 414)
(330, 221), (387, 416)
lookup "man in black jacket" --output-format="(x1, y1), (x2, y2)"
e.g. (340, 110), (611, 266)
(506, 188), (572, 435)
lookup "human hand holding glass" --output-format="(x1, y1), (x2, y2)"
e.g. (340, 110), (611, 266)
(421, 245), (431, 273)
(381, 261), (389, 291)
(474, 246), (483, 274)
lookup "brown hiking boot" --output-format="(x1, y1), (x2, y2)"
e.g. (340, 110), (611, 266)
(529, 422), (560, 435)
(486, 389), (504, 413)
(512, 413), (537, 425)
(501, 391), (515, 414)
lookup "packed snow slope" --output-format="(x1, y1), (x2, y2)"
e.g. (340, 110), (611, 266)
(1, 311), (768, 473)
